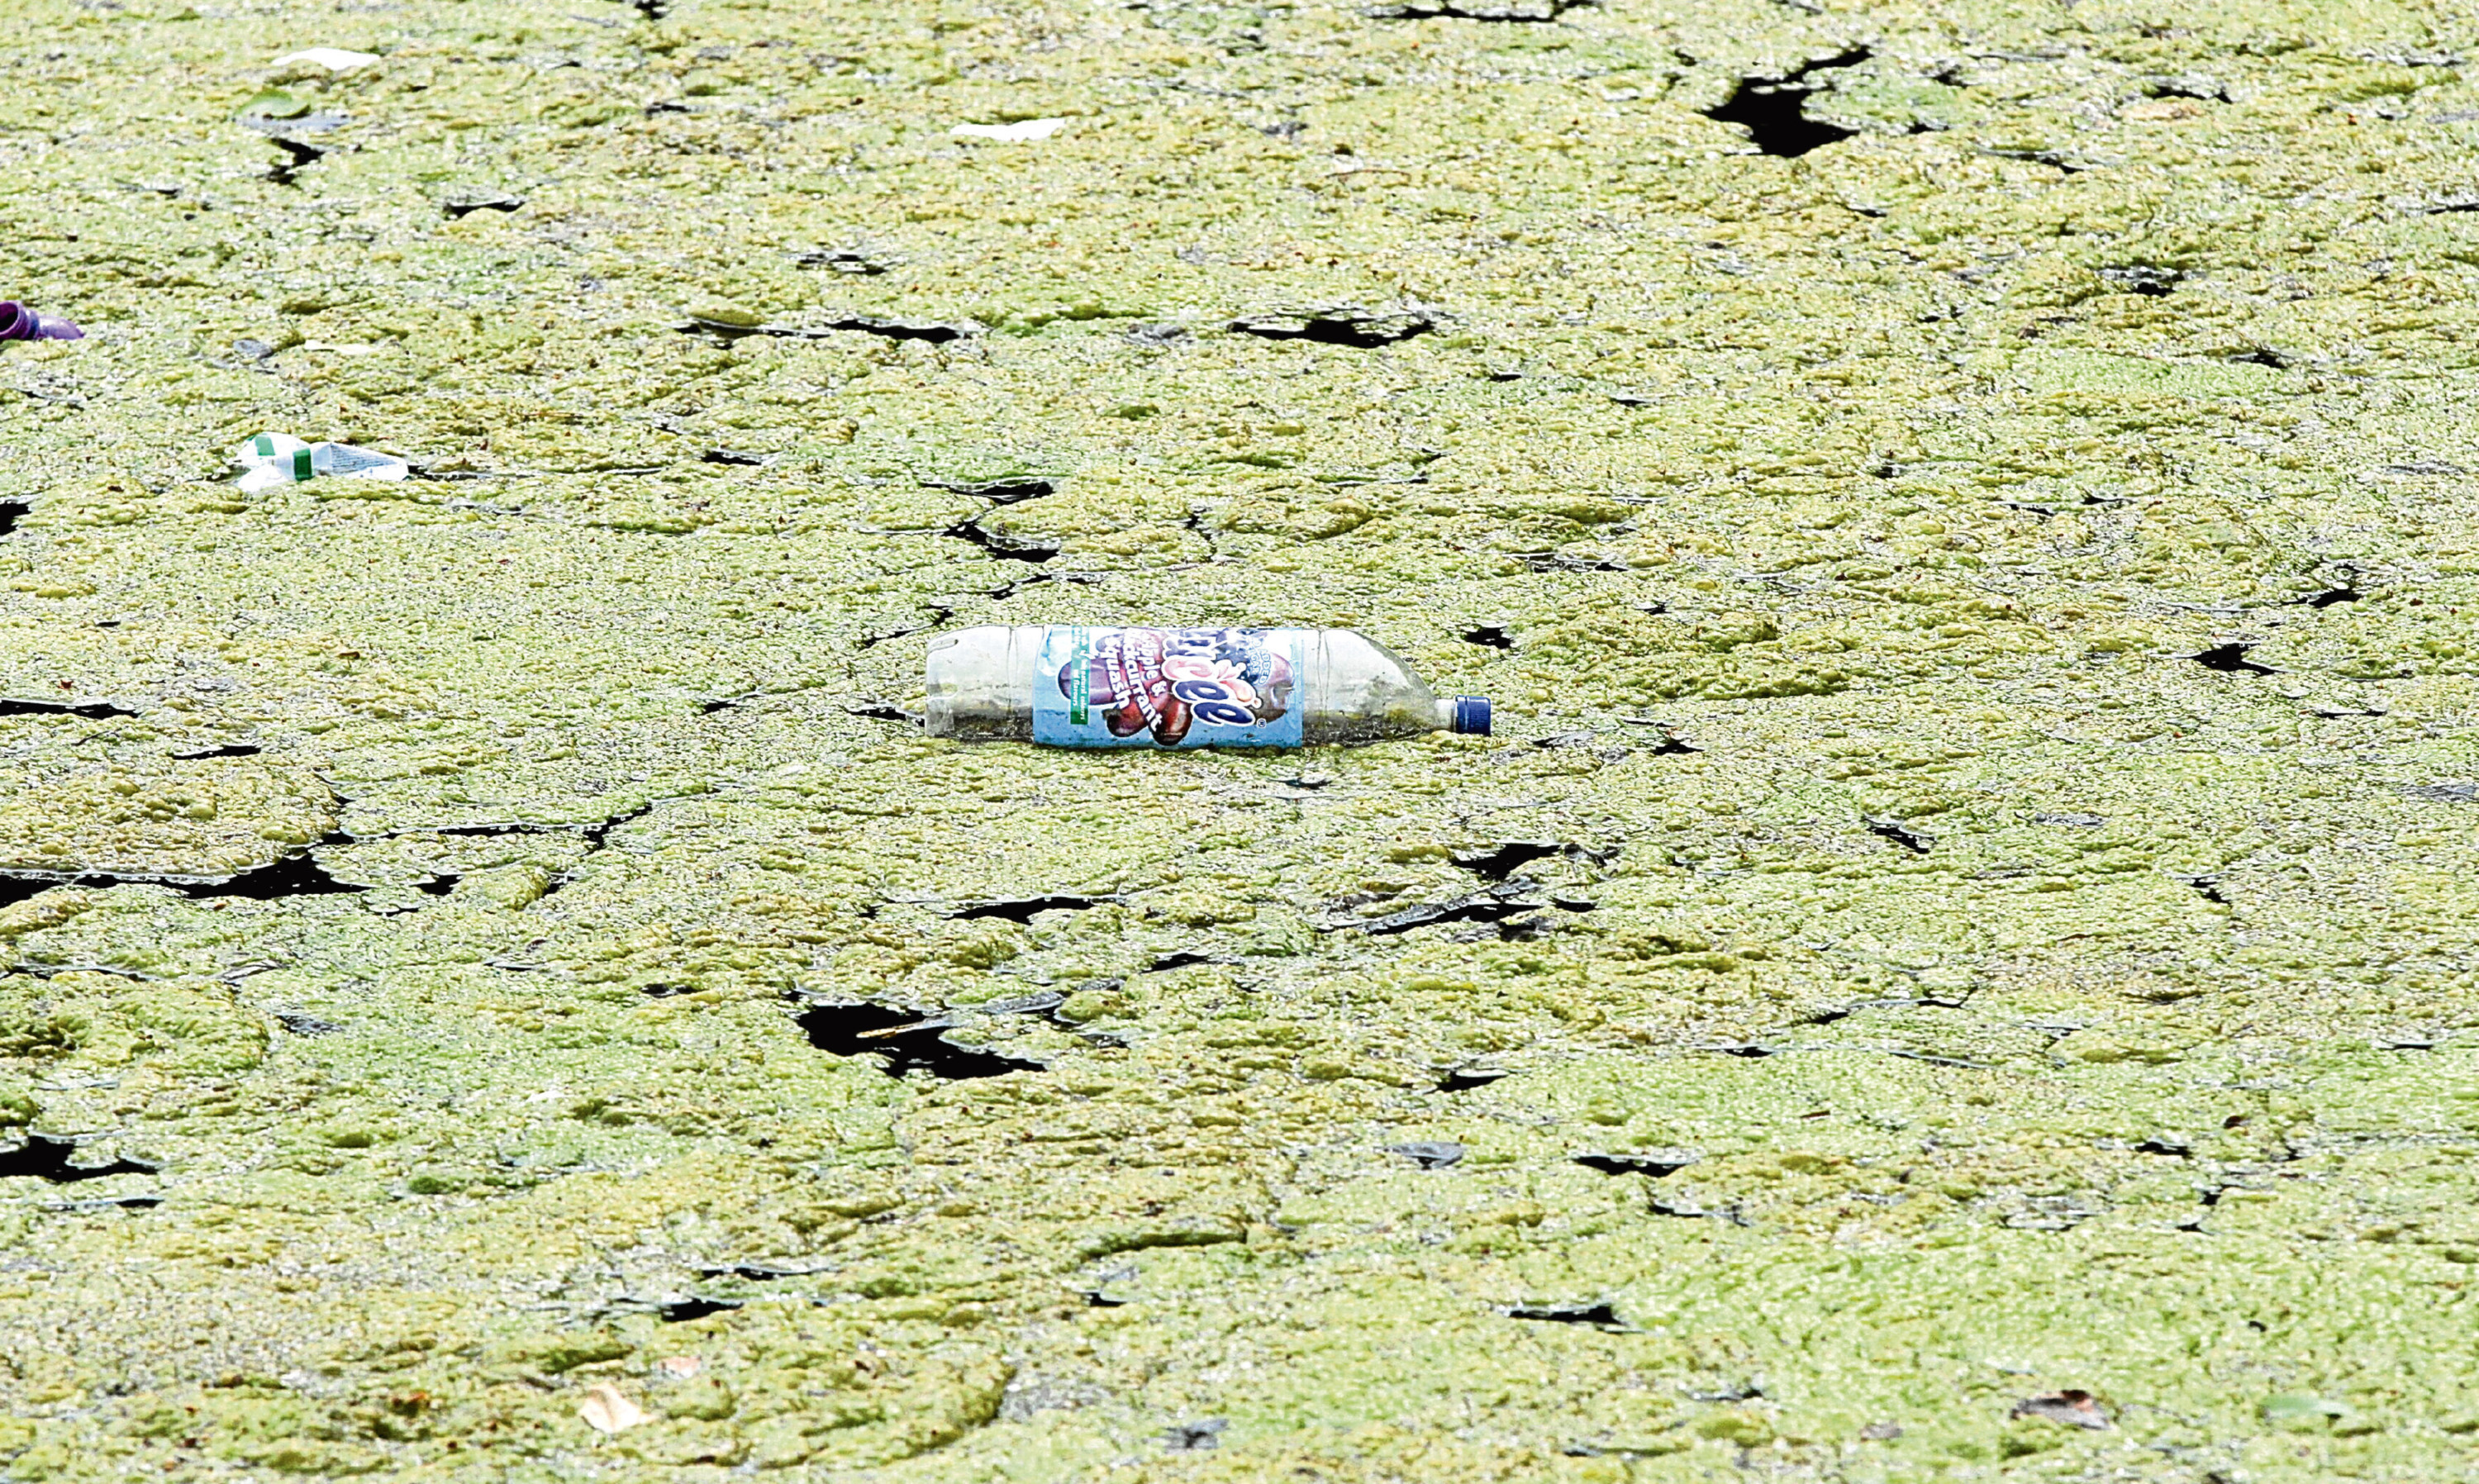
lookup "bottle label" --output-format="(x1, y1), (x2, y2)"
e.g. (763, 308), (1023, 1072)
(1033, 626), (1304, 748)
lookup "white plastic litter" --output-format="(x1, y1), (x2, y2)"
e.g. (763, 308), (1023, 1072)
(273, 48), (382, 72)
(232, 432), (410, 493)
(953, 118), (1068, 142)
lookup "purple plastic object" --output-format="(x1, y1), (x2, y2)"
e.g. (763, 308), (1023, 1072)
(0, 302), (83, 340)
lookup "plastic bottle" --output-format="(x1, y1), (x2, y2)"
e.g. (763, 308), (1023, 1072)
(231, 432), (411, 493)
(925, 625), (1489, 748)
(0, 302), (82, 341)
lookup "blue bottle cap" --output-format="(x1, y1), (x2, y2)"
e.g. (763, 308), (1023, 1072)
(1452, 697), (1491, 735)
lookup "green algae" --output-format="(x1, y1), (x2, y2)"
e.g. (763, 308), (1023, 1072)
(4, 0), (2479, 1479)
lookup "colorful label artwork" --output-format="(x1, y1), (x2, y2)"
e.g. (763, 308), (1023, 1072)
(1031, 626), (1304, 748)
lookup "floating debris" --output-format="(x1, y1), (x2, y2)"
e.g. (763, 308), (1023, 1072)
(0, 302), (82, 341)
(954, 118), (1068, 142)
(232, 433), (409, 493)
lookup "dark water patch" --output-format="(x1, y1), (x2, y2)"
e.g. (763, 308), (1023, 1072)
(1865, 817), (1933, 854)
(700, 448), (769, 467)
(1705, 83), (1855, 157)
(1573, 1150), (1699, 1178)
(1651, 1195), (1745, 1222)
(1147, 950), (1237, 973)
(943, 515), (1059, 564)
(1349, 881), (1543, 937)
(927, 478), (1055, 504)
(2194, 642), (2275, 675)
(829, 314), (973, 344)
(1364, 0), (1584, 17)
(1384, 1141), (1465, 1170)
(1451, 840), (1614, 882)
(1453, 840), (1562, 879)
(176, 849), (366, 901)
(1985, 146), (2085, 174)
(274, 1009), (346, 1037)
(1798, 995), (1971, 1027)
(695, 1262), (822, 1281)
(1684, 1381), (1763, 1403)
(1877, 1047), (1991, 1070)
(680, 313), (977, 345)
(414, 874), (459, 897)
(580, 802), (653, 849)
(986, 988), (1073, 1019)
(1505, 1301), (1625, 1329)
(2166, 873), (2229, 903)
(1230, 306), (1437, 348)
(859, 608), (950, 649)
(1162, 1419), (1227, 1452)
(266, 136), (323, 185)
(0, 874), (67, 908)
(2, 842), (366, 905)
(2011, 1391), (2109, 1430)
(2100, 264), (2184, 297)
(1463, 625), (1515, 649)
(950, 894), (1103, 923)
(1615, 717), (1700, 753)
(2229, 348), (2286, 369)
(986, 570), (1099, 604)
(846, 700), (924, 725)
(444, 195), (525, 219)
(0, 698), (139, 719)
(657, 1296), (743, 1322)
(1436, 1066), (1510, 1092)
(2134, 1137), (2191, 1156)
(2142, 75), (2228, 102)
(1703, 48), (1870, 158)
(697, 690), (773, 714)
(0, 502), (25, 537)
(512, 801), (654, 904)
(169, 744), (261, 759)
(795, 1001), (1043, 1080)
(1517, 550), (1630, 573)
(1704, 1042), (1781, 1058)
(0, 1134), (157, 1183)
(2301, 587), (2360, 607)
(797, 248), (893, 274)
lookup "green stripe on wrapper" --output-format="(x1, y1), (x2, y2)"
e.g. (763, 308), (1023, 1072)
(293, 448), (313, 481)
(1068, 627), (1092, 725)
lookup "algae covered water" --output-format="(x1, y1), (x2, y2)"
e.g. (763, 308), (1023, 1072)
(2, 0), (2479, 1479)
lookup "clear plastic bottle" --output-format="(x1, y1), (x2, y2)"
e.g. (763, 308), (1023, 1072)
(925, 625), (1489, 748)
